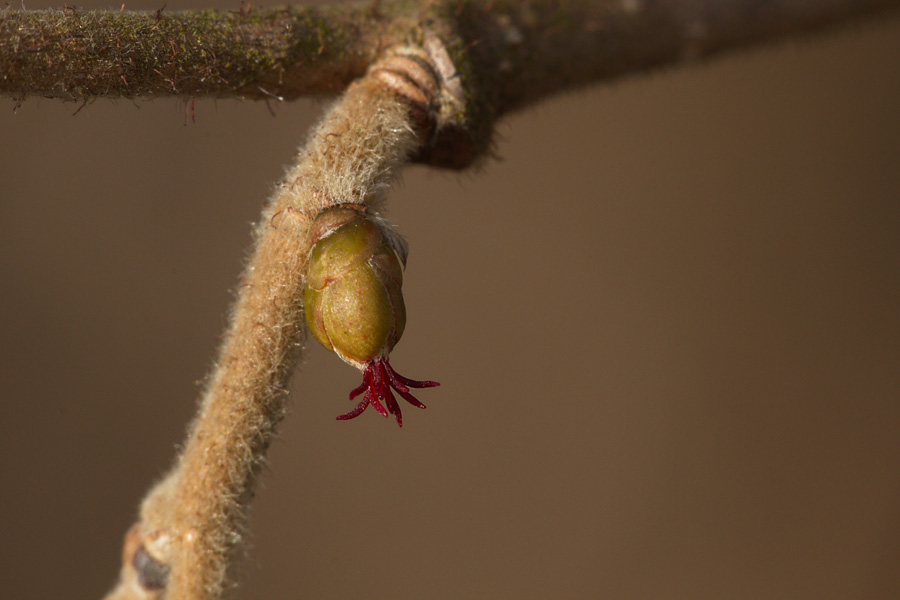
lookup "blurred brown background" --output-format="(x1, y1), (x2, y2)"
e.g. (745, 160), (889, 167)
(2, 2), (899, 598)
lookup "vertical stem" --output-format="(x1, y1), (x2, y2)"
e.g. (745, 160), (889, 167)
(104, 70), (423, 600)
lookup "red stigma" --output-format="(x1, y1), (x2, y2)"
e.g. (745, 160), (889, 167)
(336, 358), (439, 427)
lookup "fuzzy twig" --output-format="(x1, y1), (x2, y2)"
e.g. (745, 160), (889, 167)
(102, 48), (439, 599)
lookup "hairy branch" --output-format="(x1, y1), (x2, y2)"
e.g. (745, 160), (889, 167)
(3, 0), (897, 168)
(0, 4), (387, 100)
(3, 1), (898, 149)
(103, 48), (437, 599)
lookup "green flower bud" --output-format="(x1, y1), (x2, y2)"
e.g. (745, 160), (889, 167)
(303, 206), (437, 426)
(305, 218), (381, 291)
(304, 210), (401, 365)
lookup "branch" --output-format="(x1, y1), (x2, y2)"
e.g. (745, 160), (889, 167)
(102, 49), (437, 599)
(0, 4), (391, 100)
(456, 0), (900, 117)
(3, 2), (898, 141)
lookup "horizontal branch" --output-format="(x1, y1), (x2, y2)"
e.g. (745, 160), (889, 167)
(2, 0), (898, 108)
(0, 3), (396, 100)
(456, 0), (900, 117)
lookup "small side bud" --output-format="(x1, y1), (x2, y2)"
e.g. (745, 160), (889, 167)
(303, 206), (438, 426)
(132, 545), (169, 591)
(119, 524), (170, 594)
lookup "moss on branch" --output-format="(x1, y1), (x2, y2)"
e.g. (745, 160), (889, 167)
(0, 4), (389, 100)
(3, 0), (898, 169)
(3, 0), (898, 107)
